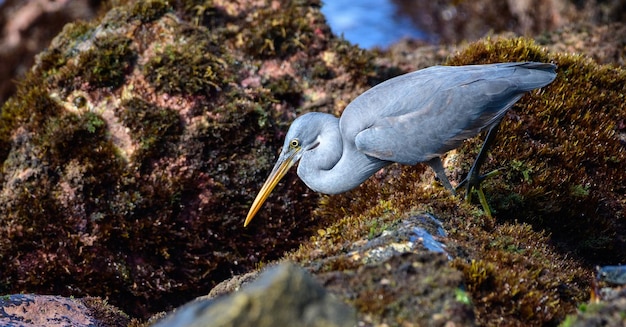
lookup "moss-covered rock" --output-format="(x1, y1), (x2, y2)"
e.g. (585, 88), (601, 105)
(1, 0), (625, 326)
(445, 37), (626, 264)
(0, 0), (375, 319)
(287, 37), (625, 326)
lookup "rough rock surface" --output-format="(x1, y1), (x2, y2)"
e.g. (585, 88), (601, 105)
(311, 215), (474, 326)
(0, 0), (625, 326)
(201, 214), (474, 326)
(394, 0), (580, 44)
(153, 263), (356, 327)
(0, 294), (129, 327)
(393, 0), (626, 45)
(0, 0), (357, 318)
(538, 22), (626, 65)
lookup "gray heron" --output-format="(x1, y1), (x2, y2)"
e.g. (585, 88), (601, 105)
(244, 62), (557, 226)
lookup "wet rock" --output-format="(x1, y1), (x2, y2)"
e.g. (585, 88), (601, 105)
(153, 262), (356, 327)
(598, 265), (626, 285)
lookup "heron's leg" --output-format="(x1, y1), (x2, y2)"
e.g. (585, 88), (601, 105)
(455, 122), (502, 217)
(426, 157), (455, 195)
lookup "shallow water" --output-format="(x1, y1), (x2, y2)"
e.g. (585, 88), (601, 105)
(321, 0), (427, 49)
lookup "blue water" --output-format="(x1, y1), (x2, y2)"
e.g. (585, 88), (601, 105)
(321, 0), (427, 49)
(0, 0), (417, 49)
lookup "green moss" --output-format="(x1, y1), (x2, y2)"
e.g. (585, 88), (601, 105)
(77, 34), (136, 88)
(82, 297), (131, 327)
(179, 0), (230, 28)
(319, 251), (471, 325)
(559, 315), (577, 327)
(0, 79), (62, 165)
(85, 113), (106, 133)
(117, 97), (182, 161)
(41, 112), (121, 167)
(455, 288), (472, 305)
(447, 37), (626, 262)
(130, 0), (171, 23)
(0, 0), (330, 321)
(265, 76), (302, 106)
(310, 61), (334, 79)
(445, 37), (549, 66)
(143, 30), (230, 95)
(334, 40), (376, 82)
(37, 22), (135, 91)
(366, 215), (392, 240)
(97, 0), (171, 27)
(569, 184), (590, 197)
(36, 22), (94, 77)
(463, 259), (495, 293)
(452, 223), (588, 325)
(558, 300), (626, 327)
(509, 159), (533, 183)
(242, 0), (317, 58)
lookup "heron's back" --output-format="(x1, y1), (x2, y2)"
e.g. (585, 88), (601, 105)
(341, 62), (556, 164)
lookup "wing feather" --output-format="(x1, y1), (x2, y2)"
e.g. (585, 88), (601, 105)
(342, 63), (555, 164)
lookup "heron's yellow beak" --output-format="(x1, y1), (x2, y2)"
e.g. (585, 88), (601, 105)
(244, 149), (300, 227)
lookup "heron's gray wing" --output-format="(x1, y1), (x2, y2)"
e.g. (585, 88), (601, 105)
(345, 63), (556, 164)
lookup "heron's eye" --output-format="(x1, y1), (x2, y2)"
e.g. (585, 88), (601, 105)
(289, 139), (300, 148)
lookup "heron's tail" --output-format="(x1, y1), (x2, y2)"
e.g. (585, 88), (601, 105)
(504, 62), (557, 90)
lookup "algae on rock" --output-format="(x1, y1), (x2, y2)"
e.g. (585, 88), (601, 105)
(0, 0), (357, 318)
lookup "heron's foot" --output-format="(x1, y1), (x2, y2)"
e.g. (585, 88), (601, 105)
(455, 169), (501, 218)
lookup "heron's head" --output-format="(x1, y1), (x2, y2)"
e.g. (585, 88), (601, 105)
(244, 113), (325, 227)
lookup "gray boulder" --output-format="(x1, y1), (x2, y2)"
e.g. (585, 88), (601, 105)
(153, 262), (356, 327)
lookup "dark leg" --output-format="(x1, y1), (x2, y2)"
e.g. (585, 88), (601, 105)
(455, 122), (502, 217)
(427, 157), (455, 195)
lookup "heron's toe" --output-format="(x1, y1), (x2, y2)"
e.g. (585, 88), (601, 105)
(456, 168), (501, 217)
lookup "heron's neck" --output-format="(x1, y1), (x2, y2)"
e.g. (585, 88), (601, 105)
(296, 116), (389, 195)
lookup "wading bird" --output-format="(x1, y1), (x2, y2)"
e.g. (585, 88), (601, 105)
(244, 62), (556, 226)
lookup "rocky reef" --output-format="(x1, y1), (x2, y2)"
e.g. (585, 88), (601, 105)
(0, 0), (348, 318)
(0, 0), (625, 326)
